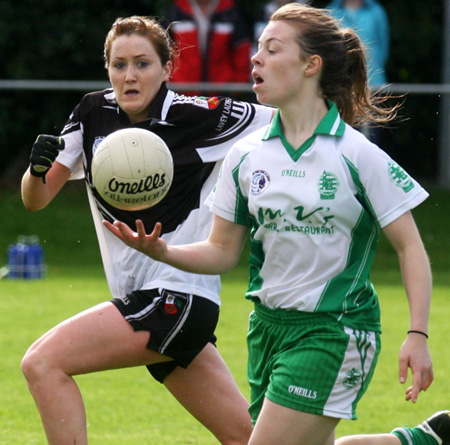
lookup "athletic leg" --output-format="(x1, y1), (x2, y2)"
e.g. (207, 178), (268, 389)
(336, 410), (450, 444)
(336, 435), (401, 444)
(163, 343), (252, 445)
(21, 302), (172, 445)
(391, 411), (450, 445)
(249, 398), (339, 445)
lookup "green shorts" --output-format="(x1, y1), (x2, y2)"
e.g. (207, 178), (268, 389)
(247, 303), (381, 423)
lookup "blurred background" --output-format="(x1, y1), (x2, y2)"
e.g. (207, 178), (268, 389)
(0, 0), (446, 189)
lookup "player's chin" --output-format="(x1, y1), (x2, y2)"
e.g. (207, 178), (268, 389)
(120, 93), (143, 106)
(253, 84), (270, 105)
(120, 99), (141, 111)
(254, 92), (273, 107)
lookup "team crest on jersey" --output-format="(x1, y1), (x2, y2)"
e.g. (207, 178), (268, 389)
(92, 136), (105, 156)
(342, 367), (362, 389)
(318, 170), (339, 200)
(164, 295), (179, 314)
(388, 161), (414, 192)
(193, 96), (220, 110)
(251, 170), (271, 195)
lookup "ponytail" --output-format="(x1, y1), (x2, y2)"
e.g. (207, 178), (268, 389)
(330, 29), (399, 127)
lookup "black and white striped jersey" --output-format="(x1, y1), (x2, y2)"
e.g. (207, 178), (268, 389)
(57, 83), (272, 302)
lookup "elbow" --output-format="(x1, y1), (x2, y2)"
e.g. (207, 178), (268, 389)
(23, 205), (40, 213)
(193, 256), (239, 276)
(216, 256), (241, 275)
(22, 199), (45, 213)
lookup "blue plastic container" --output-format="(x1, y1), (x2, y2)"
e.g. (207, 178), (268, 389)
(7, 236), (45, 279)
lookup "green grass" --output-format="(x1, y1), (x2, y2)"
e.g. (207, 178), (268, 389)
(1, 183), (449, 443)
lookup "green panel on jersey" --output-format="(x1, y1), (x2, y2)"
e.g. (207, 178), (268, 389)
(232, 153), (252, 226)
(343, 156), (378, 221)
(231, 154), (265, 300)
(315, 159), (382, 332)
(247, 218), (265, 301)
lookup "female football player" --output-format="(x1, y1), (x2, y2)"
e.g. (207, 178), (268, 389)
(21, 15), (273, 445)
(104, 4), (440, 445)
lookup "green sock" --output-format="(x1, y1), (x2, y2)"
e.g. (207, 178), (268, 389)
(392, 426), (439, 445)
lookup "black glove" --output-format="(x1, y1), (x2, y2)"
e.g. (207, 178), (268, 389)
(29, 135), (65, 182)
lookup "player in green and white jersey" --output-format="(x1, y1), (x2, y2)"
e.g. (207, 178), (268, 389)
(105, 4), (443, 445)
(211, 100), (427, 333)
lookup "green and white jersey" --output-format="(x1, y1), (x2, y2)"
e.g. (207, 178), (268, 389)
(209, 103), (428, 331)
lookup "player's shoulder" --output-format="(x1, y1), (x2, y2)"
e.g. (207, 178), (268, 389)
(337, 124), (388, 167)
(78, 88), (117, 112)
(229, 125), (269, 159)
(63, 88), (120, 136)
(169, 92), (260, 116)
(170, 93), (222, 110)
(241, 124), (269, 146)
(167, 92), (268, 136)
(70, 88), (120, 125)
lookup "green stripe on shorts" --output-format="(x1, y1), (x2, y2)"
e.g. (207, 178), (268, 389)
(247, 303), (380, 423)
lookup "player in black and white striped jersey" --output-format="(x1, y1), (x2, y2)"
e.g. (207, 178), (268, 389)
(21, 15), (274, 445)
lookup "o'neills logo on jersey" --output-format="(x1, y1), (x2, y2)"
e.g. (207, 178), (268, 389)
(251, 170), (271, 195)
(288, 385), (317, 399)
(107, 173), (167, 195)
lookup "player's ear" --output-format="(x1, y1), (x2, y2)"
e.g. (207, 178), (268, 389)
(304, 55), (322, 77)
(163, 60), (173, 81)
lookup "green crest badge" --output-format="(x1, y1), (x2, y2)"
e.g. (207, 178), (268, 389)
(318, 171), (339, 200)
(343, 367), (362, 389)
(388, 161), (414, 193)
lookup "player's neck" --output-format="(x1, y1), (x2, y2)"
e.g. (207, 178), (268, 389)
(279, 98), (328, 150)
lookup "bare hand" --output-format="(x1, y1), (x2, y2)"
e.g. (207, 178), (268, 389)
(398, 335), (433, 403)
(102, 219), (168, 261)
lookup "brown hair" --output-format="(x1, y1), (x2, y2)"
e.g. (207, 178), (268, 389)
(271, 4), (399, 126)
(104, 16), (178, 71)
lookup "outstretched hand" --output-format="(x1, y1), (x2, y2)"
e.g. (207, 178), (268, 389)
(398, 335), (433, 403)
(102, 219), (168, 261)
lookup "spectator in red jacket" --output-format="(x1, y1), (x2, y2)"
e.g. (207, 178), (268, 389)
(165, 0), (252, 84)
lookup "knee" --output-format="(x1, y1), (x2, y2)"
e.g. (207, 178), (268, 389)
(21, 344), (50, 384)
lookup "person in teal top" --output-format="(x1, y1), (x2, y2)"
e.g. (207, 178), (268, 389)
(327, 0), (389, 86)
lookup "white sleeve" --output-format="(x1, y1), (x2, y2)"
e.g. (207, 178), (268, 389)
(353, 141), (429, 228)
(57, 129), (85, 180)
(207, 151), (240, 222)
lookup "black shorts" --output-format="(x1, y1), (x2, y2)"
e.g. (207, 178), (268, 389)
(111, 288), (219, 383)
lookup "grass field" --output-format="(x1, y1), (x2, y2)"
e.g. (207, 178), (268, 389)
(1, 182), (449, 444)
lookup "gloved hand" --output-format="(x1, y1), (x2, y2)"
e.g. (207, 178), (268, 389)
(29, 135), (65, 182)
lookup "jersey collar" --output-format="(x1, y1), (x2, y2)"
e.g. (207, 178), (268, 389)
(109, 82), (171, 126)
(147, 82), (170, 120)
(262, 100), (345, 161)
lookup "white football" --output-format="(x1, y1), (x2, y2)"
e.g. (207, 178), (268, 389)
(92, 128), (173, 211)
